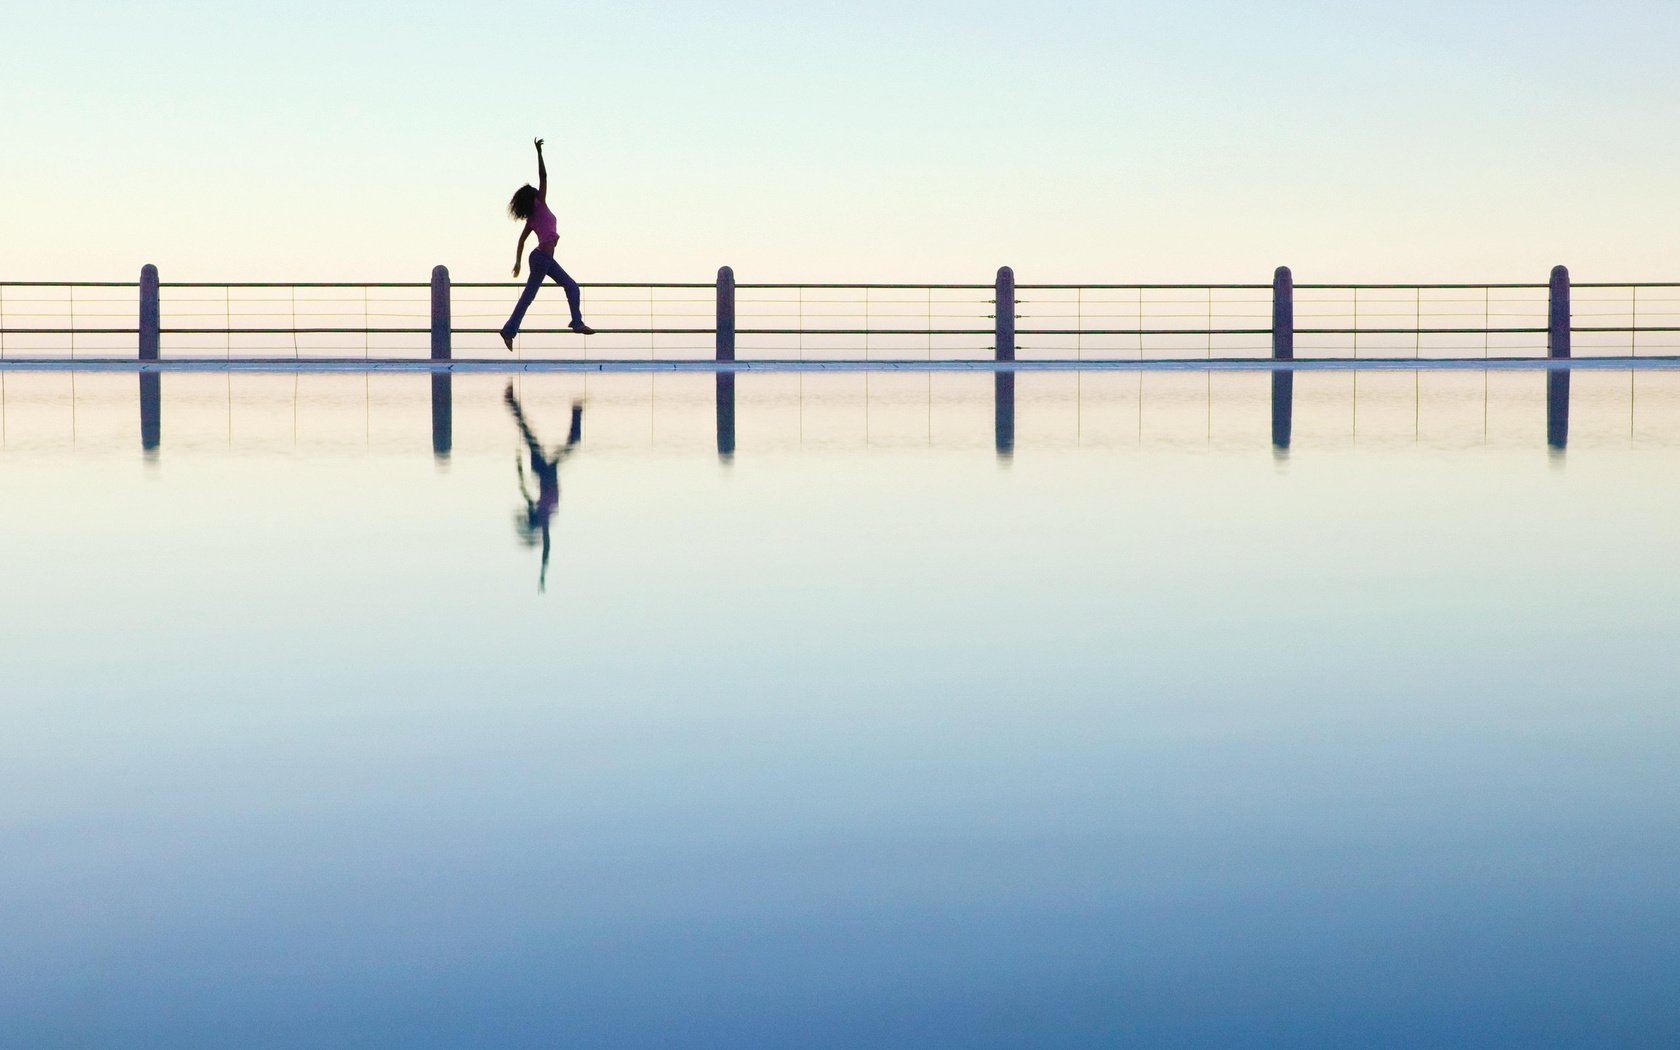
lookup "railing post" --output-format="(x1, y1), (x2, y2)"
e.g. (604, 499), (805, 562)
(1548, 265), (1571, 359)
(994, 266), (1015, 362)
(1271, 266), (1293, 361)
(430, 265), (451, 360)
(139, 264), (160, 361)
(716, 266), (735, 362)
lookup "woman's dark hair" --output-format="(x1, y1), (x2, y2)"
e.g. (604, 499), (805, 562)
(508, 184), (538, 221)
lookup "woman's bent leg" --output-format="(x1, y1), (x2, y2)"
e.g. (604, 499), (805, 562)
(501, 256), (547, 340)
(542, 256), (585, 326)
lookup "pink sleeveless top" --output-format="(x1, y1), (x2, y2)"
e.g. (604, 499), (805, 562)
(529, 198), (559, 246)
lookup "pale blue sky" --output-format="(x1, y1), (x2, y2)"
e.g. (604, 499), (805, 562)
(5, 1), (1679, 280)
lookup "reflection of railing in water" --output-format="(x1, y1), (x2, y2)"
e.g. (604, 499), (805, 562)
(430, 373), (452, 459)
(994, 374), (1015, 458)
(1271, 372), (1293, 452)
(139, 372), (160, 454)
(8, 265), (1680, 362)
(1548, 371), (1570, 452)
(118, 368), (1595, 466)
(715, 374), (736, 460)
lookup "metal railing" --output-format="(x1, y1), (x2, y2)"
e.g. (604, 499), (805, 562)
(4, 268), (1680, 361)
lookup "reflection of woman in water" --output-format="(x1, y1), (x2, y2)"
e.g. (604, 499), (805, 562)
(504, 383), (583, 592)
(501, 137), (595, 350)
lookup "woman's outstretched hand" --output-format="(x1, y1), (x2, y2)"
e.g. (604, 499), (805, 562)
(513, 263), (522, 277)
(533, 137), (544, 153)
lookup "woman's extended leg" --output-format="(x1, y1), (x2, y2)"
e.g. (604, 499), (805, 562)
(501, 252), (548, 345)
(538, 254), (587, 328)
(503, 383), (544, 455)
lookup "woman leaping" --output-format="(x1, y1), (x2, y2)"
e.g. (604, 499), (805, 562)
(501, 137), (595, 350)
(505, 383), (583, 592)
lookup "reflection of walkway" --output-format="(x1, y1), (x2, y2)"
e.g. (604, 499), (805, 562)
(504, 384), (582, 592)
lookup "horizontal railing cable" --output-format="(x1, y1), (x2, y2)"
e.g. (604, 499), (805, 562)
(9, 279), (1680, 288)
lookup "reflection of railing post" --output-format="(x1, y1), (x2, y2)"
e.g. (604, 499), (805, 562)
(716, 266), (735, 362)
(139, 264), (160, 361)
(430, 265), (451, 360)
(431, 373), (452, 461)
(716, 373), (736, 460)
(994, 266), (1015, 362)
(1271, 266), (1293, 361)
(140, 372), (161, 453)
(1547, 369), (1570, 452)
(1548, 265), (1571, 359)
(1271, 370), (1293, 452)
(994, 372), (1015, 459)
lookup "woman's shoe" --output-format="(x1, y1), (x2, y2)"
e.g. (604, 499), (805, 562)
(569, 321), (596, 336)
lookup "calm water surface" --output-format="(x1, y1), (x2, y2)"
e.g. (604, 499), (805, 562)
(2, 370), (1679, 1048)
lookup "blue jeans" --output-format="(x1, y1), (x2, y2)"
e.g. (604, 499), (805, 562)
(502, 249), (583, 338)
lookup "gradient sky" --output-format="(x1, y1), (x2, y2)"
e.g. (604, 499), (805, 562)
(5, 1), (1680, 281)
